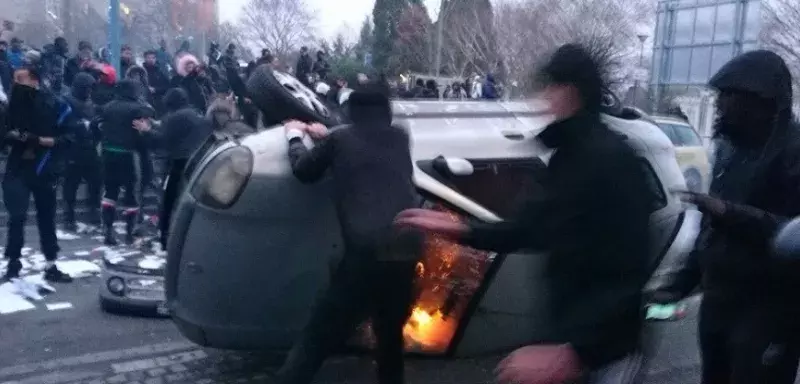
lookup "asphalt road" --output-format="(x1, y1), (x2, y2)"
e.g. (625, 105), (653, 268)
(1, 226), (708, 384)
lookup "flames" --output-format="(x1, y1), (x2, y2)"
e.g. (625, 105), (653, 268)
(351, 203), (493, 353)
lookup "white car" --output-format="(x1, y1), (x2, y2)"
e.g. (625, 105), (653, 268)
(164, 68), (698, 357)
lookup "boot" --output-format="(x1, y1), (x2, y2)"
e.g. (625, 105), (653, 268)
(102, 206), (118, 246)
(124, 212), (136, 245)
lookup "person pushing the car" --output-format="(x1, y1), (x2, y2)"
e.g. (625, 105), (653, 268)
(274, 83), (421, 384)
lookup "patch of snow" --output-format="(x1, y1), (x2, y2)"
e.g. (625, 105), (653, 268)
(56, 260), (101, 279)
(0, 283), (36, 314)
(138, 256), (165, 270)
(56, 229), (80, 240)
(46, 302), (73, 311)
(74, 251), (90, 256)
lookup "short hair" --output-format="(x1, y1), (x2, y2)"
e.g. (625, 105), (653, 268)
(143, 50), (156, 57)
(16, 65), (41, 82)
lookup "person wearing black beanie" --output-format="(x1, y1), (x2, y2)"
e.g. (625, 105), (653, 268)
(274, 86), (421, 384)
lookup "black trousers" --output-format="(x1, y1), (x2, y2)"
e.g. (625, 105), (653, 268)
(102, 151), (140, 211)
(699, 298), (800, 384)
(276, 255), (418, 384)
(3, 168), (59, 260)
(62, 151), (102, 223)
(159, 158), (187, 249)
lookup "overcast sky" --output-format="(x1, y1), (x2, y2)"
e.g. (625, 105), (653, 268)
(219, 0), (441, 41)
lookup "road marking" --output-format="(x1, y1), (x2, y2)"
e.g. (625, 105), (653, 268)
(111, 349), (208, 373)
(45, 302), (73, 311)
(0, 341), (197, 378)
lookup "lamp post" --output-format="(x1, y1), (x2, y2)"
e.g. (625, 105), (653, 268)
(632, 34), (648, 108)
(108, 0), (121, 75)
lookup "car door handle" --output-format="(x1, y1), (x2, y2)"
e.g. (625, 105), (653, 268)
(501, 130), (525, 140)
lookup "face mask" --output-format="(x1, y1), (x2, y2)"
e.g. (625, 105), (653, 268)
(10, 84), (37, 104)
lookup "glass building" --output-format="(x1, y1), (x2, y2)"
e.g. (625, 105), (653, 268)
(650, 0), (760, 110)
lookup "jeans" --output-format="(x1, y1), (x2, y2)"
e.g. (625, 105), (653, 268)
(3, 168), (59, 260)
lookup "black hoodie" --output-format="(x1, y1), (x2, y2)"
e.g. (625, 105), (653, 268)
(65, 73), (100, 154)
(287, 86), (418, 251)
(153, 88), (210, 160)
(664, 50), (800, 316)
(99, 80), (154, 151)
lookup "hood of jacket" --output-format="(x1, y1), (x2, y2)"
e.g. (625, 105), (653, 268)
(71, 72), (96, 101)
(163, 87), (190, 112)
(125, 65), (149, 86)
(114, 79), (140, 101)
(709, 50), (794, 147)
(175, 53), (200, 77)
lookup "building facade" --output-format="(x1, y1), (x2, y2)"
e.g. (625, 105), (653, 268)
(649, 0), (760, 139)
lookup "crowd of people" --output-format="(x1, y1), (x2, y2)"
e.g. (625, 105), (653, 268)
(1, 30), (800, 384)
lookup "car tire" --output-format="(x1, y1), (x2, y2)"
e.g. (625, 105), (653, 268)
(683, 169), (703, 193)
(246, 65), (336, 127)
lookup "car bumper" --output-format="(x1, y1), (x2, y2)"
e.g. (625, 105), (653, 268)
(645, 209), (702, 292)
(99, 268), (167, 315)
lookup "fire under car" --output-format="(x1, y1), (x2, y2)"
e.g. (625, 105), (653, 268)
(164, 67), (699, 356)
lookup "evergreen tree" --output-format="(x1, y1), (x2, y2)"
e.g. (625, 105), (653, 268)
(371, 0), (406, 71)
(355, 16), (373, 62)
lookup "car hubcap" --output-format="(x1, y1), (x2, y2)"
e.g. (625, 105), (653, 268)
(272, 70), (330, 118)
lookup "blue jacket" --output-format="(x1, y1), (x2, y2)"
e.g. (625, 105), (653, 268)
(481, 74), (499, 100)
(7, 50), (24, 70)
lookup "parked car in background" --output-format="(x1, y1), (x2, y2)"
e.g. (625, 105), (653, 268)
(652, 116), (711, 192)
(163, 66), (698, 360)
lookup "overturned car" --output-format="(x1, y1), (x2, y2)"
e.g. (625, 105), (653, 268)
(164, 67), (698, 357)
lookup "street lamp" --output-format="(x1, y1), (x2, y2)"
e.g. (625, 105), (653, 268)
(632, 34), (648, 108)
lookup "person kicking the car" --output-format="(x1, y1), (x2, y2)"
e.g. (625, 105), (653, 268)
(396, 43), (656, 384)
(273, 84), (421, 384)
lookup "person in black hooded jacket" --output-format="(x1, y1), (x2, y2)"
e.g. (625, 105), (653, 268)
(151, 87), (210, 249)
(61, 72), (102, 231)
(652, 50), (800, 384)
(397, 44), (655, 383)
(274, 84), (422, 384)
(98, 80), (155, 245)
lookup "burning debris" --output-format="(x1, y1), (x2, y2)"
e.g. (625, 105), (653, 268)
(354, 203), (494, 353)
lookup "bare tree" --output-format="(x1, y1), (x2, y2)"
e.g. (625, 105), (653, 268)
(493, 0), (654, 96)
(238, 0), (317, 62)
(440, 0), (497, 78)
(218, 21), (254, 61)
(763, 0), (800, 93)
(392, 4), (433, 74)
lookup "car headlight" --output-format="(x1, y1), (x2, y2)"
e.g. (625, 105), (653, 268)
(190, 146), (253, 209)
(107, 277), (126, 296)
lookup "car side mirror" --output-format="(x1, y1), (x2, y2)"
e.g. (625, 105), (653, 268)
(773, 217), (800, 259)
(432, 155), (474, 177)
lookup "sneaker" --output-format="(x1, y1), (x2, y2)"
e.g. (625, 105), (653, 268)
(3, 259), (22, 281)
(104, 231), (118, 246)
(44, 265), (73, 283)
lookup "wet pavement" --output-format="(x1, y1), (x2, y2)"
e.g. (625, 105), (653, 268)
(0, 225), (767, 384)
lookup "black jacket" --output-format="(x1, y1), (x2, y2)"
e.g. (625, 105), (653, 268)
(171, 73), (210, 113)
(662, 51), (800, 315)
(153, 88), (211, 160)
(462, 112), (654, 369)
(295, 54), (313, 82)
(288, 121), (417, 251)
(0, 60), (11, 93)
(3, 86), (75, 176)
(99, 80), (154, 152)
(64, 73), (100, 155)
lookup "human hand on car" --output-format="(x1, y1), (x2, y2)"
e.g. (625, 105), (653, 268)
(495, 344), (583, 384)
(672, 189), (727, 216)
(306, 123), (328, 139)
(394, 208), (468, 237)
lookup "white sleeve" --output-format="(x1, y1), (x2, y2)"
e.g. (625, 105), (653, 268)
(0, 81), (6, 104)
(285, 127), (305, 141)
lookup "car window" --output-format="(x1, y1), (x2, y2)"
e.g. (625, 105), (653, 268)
(655, 123), (680, 146)
(445, 159), (547, 218)
(672, 124), (702, 147)
(639, 158), (668, 212)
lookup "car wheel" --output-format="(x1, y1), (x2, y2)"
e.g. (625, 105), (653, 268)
(683, 169), (703, 193)
(246, 65), (336, 127)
